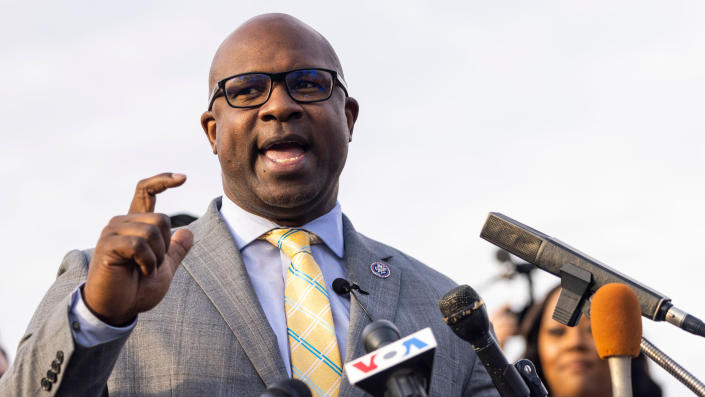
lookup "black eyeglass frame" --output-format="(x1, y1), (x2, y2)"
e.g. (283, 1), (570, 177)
(207, 68), (348, 110)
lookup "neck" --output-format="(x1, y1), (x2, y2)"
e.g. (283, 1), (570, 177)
(222, 191), (335, 227)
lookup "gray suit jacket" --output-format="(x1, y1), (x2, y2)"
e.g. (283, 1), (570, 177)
(0, 198), (498, 396)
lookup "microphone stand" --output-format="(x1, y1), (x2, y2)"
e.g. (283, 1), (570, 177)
(640, 337), (705, 396)
(513, 359), (548, 397)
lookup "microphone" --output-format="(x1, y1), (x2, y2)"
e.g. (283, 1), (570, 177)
(332, 278), (369, 296)
(438, 285), (530, 397)
(591, 283), (642, 397)
(332, 278), (373, 322)
(480, 212), (705, 337)
(344, 320), (436, 397)
(260, 379), (312, 397)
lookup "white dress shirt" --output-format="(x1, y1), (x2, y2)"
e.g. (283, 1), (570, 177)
(68, 196), (351, 376)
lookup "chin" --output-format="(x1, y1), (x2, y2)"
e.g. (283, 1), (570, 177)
(553, 380), (606, 397)
(259, 185), (320, 210)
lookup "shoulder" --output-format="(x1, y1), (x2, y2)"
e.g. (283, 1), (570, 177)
(344, 218), (498, 394)
(346, 224), (458, 298)
(57, 249), (93, 278)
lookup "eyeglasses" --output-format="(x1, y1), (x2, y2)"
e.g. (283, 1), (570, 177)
(207, 68), (348, 110)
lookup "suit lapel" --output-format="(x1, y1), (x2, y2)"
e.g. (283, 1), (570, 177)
(181, 202), (400, 395)
(339, 215), (401, 397)
(182, 198), (288, 387)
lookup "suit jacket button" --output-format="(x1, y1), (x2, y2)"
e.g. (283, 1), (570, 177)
(56, 350), (64, 364)
(51, 360), (61, 373)
(41, 378), (52, 391)
(46, 370), (57, 383)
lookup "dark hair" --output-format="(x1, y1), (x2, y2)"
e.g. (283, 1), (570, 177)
(520, 285), (662, 397)
(169, 213), (197, 227)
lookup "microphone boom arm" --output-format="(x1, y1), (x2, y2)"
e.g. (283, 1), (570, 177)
(480, 212), (705, 337)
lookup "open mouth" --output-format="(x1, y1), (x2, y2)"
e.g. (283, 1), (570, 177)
(261, 140), (307, 164)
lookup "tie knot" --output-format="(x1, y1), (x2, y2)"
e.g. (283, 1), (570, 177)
(260, 228), (321, 259)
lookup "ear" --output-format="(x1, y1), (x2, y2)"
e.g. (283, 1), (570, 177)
(200, 111), (218, 154)
(344, 97), (359, 142)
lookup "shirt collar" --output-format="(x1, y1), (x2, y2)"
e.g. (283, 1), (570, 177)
(219, 195), (344, 258)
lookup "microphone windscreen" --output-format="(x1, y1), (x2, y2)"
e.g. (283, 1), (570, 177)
(438, 285), (482, 319)
(438, 285), (491, 346)
(332, 278), (351, 295)
(590, 283), (642, 359)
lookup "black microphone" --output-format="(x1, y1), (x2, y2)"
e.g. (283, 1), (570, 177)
(362, 320), (428, 397)
(260, 379), (312, 397)
(480, 212), (705, 337)
(332, 278), (373, 322)
(332, 278), (369, 295)
(344, 320), (436, 397)
(332, 278), (352, 294)
(439, 285), (530, 397)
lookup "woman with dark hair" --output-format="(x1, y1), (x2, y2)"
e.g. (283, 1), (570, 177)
(519, 285), (662, 397)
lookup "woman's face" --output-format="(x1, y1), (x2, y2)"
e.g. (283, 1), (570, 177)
(537, 290), (612, 397)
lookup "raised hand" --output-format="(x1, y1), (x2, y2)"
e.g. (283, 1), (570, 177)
(83, 173), (194, 326)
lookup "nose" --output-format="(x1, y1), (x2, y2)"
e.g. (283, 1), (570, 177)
(258, 81), (303, 122)
(562, 325), (592, 351)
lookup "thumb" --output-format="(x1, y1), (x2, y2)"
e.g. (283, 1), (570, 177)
(164, 228), (194, 273)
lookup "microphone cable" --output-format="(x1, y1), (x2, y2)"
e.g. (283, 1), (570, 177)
(332, 278), (373, 322)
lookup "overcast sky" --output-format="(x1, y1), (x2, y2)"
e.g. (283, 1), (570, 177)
(1, 1), (704, 395)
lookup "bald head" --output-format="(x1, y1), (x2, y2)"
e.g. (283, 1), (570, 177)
(199, 12), (359, 226)
(208, 14), (344, 95)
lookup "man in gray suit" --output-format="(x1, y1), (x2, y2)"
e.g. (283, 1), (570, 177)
(0, 13), (498, 397)
(0, 347), (8, 380)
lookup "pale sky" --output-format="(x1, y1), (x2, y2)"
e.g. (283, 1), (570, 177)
(1, 1), (704, 395)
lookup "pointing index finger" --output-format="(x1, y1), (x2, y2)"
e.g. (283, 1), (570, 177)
(128, 173), (186, 214)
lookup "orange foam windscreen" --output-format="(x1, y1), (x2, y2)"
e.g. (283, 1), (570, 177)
(590, 283), (642, 358)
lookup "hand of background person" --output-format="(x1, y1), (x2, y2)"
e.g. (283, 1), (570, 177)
(490, 304), (519, 349)
(83, 173), (194, 326)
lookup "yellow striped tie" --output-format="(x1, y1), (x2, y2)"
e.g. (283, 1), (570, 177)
(262, 229), (342, 397)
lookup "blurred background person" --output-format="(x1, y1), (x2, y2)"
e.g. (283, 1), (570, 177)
(488, 248), (663, 396)
(486, 249), (535, 351)
(517, 285), (663, 397)
(490, 303), (519, 350)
